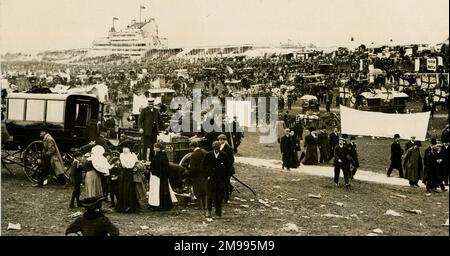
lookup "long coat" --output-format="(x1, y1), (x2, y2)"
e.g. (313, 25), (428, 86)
(349, 142), (359, 168)
(220, 143), (235, 175)
(303, 134), (318, 165)
(329, 132), (339, 154)
(424, 151), (441, 187)
(202, 151), (230, 199)
(138, 107), (164, 138)
(403, 147), (422, 183)
(334, 145), (351, 167)
(188, 148), (208, 198)
(280, 135), (298, 168)
(318, 131), (330, 160)
(441, 145), (449, 182)
(390, 141), (403, 168)
(43, 133), (65, 176)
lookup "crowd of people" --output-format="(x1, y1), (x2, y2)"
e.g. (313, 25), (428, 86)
(2, 42), (449, 236)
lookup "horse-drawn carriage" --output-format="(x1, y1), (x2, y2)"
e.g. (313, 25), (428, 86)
(1, 93), (105, 182)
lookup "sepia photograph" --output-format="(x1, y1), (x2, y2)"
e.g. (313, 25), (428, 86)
(0, 0), (448, 240)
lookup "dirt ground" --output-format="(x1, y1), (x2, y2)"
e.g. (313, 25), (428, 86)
(1, 163), (448, 236)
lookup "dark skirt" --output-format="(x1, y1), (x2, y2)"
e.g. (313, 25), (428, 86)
(116, 168), (140, 213)
(158, 176), (174, 211)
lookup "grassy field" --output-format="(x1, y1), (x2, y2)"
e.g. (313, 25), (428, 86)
(1, 163), (448, 236)
(237, 99), (448, 175)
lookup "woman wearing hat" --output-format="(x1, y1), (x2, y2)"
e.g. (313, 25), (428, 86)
(83, 146), (111, 198)
(65, 196), (119, 236)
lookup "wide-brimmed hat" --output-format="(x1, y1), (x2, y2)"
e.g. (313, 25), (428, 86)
(79, 196), (106, 208)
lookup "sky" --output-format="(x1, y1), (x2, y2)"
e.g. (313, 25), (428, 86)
(0, 0), (448, 53)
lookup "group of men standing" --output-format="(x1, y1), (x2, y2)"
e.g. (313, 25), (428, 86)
(279, 123), (359, 188)
(187, 135), (235, 218)
(387, 131), (449, 192)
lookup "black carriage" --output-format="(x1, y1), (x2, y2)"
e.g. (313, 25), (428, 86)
(2, 93), (104, 182)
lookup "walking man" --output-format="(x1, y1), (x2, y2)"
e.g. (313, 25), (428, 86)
(328, 128), (339, 161)
(202, 141), (230, 218)
(349, 136), (359, 179)
(333, 137), (352, 188)
(387, 134), (404, 178)
(33, 127), (67, 187)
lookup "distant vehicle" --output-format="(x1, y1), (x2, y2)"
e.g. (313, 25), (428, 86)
(355, 90), (409, 113)
(300, 95), (320, 113)
(146, 88), (176, 106)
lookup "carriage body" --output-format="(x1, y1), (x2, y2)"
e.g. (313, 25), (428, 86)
(4, 93), (103, 151)
(355, 90), (408, 113)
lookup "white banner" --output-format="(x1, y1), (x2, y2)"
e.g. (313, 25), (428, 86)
(437, 56), (443, 66)
(340, 105), (430, 141)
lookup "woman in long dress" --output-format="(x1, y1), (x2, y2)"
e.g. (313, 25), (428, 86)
(303, 130), (319, 165)
(403, 141), (423, 187)
(83, 145), (111, 198)
(148, 143), (177, 211)
(116, 148), (140, 213)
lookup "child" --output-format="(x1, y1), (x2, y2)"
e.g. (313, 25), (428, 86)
(65, 196), (119, 236)
(108, 157), (121, 208)
(69, 152), (84, 208)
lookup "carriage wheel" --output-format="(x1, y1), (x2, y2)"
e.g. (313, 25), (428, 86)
(22, 140), (44, 183)
(178, 152), (192, 167)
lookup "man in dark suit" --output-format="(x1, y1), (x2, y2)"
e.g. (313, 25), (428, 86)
(422, 138), (437, 184)
(334, 137), (352, 188)
(349, 136), (359, 178)
(138, 98), (164, 161)
(280, 128), (298, 170)
(318, 126), (330, 163)
(187, 141), (208, 209)
(202, 141), (230, 218)
(387, 134), (404, 178)
(328, 128), (339, 161)
(441, 139), (449, 186)
(231, 116), (244, 154)
(218, 134), (235, 203)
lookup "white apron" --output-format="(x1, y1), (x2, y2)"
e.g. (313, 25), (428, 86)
(148, 173), (178, 206)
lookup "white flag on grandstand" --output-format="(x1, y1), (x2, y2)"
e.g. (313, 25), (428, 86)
(340, 105), (429, 141)
(226, 66), (234, 74)
(437, 57), (443, 66)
